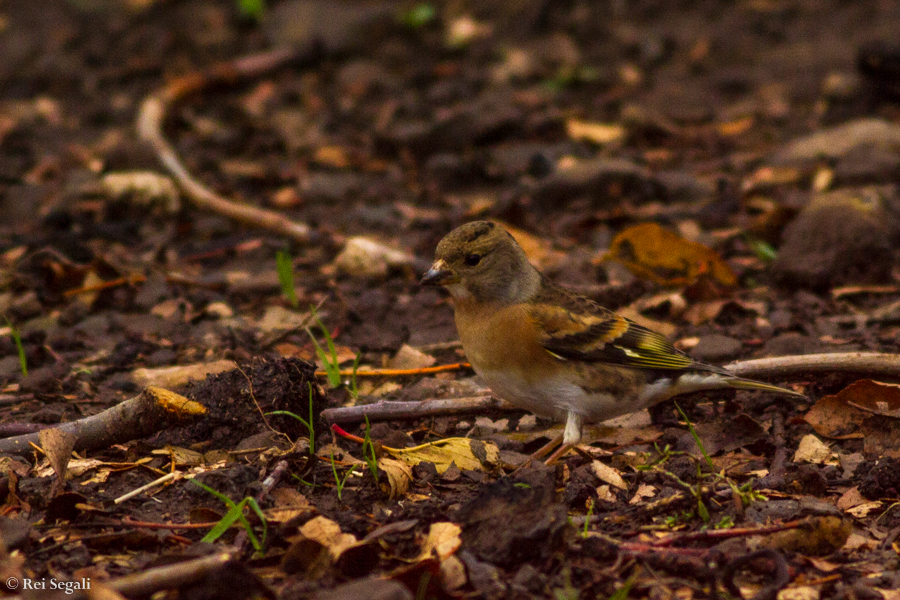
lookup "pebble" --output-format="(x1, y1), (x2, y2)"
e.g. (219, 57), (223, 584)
(0, 356), (24, 382)
(19, 362), (69, 394)
(833, 145), (900, 184)
(263, 0), (393, 54)
(772, 188), (894, 288)
(333, 237), (413, 278)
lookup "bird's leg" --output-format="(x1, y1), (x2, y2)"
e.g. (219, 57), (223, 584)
(543, 442), (574, 465)
(543, 411), (584, 465)
(509, 412), (585, 474)
(509, 434), (563, 475)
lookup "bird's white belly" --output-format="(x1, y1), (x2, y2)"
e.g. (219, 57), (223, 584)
(477, 369), (628, 424)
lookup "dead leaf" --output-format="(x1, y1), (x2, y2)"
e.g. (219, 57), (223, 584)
(596, 485), (617, 503)
(841, 380), (900, 418)
(39, 428), (76, 483)
(153, 446), (205, 467)
(590, 460), (627, 490)
(101, 171), (180, 213)
(264, 487), (315, 523)
(378, 457), (412, 500)
(566, 119), (626, 145)
(793, 435), (834, 464)
(131, 360), (237, 388)
(419, 522), (462, 560)
(387, 344), (436, 370)
(778, 586), (820, 600)
(629, 484), (657, 504)
(804, 380), (900, 439)
(313, 145), (351, 168)
(300, 516), (358, 560)
(602, 223), (737, 288)
(837, 486), (867, 511)
(846, 502), (883, 518)
(384, 438), (500, 474)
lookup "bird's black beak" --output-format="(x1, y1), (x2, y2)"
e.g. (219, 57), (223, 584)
(420, 260), (457, 286)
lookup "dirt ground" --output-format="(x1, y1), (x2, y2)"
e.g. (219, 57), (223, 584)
(1, 0), (900, 598)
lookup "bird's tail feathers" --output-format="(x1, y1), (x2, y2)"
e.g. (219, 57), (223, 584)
(726, 377), (806, 399)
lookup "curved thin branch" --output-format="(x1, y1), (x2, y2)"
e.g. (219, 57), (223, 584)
(137, 48), (312, 242)
(321, 395), (512, 425)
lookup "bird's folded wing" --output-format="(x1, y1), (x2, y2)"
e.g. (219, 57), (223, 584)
(530, 285), (715, 372)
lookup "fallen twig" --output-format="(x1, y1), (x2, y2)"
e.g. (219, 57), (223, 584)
(0, 387), (206, 457)
(321, 395), (514, 425)
(726, 352), (900, 379)
(114, 471), (180, 504)
(649, 520), (802, 547)
(137, 48), (312, 242)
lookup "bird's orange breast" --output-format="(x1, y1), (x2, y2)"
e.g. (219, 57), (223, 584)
(452, 299), (560, 383)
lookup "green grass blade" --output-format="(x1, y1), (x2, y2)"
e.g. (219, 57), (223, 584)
(276, 250), (299, 308)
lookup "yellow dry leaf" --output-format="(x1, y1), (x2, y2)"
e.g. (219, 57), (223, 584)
(300, 516), (357, 559)
(313, 145), (351, 169)
(418, 522), (462, 561)
(383, 438), (500, 474)
(566, 119), (626, 145)
(378, 457), (412, 500)
(793, 434), (834, 464)
(589, 460), (627, 490)
(603, 223), (736, 288)
(716, 116), (754, 137)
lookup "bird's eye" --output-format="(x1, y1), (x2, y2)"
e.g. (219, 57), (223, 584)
(464, 254), (482, 266)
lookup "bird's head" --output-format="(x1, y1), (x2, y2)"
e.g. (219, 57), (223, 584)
(420, 221), (540, 303)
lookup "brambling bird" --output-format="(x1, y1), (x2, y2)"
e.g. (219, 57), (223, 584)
(421, 221), (806, 463)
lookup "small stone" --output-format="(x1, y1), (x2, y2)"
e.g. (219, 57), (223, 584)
(833, 145), (900, 185)
(690, 334), (742, 362)
(204, 302), (234, 319)
(9, 291), (42, 321)
(256, 305), (309, 333)
(19, 362), (69, 394)
(386, 344), (435, 370)
(0, 356), (24, 381)
(134, 273), (171, 310)
(772, 188), (894, 289)
(263, 0), (393, 55)
(333, 237), (413, 278)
